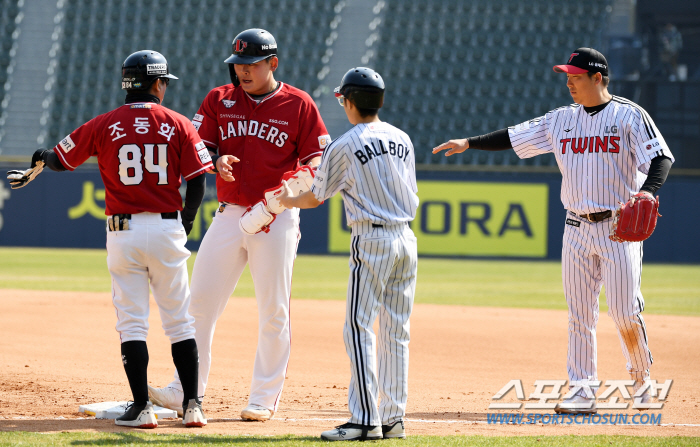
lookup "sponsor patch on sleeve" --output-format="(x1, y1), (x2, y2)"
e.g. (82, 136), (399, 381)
(643, 138), (662, 152)
(192, 121), (202, 131)
(193, 113), (204, 122)
(314, 168), (327, 184)
(197, 147), (212, 164)
(318, 134), (331, 149)
(58, 135), (76, 153)
(195, 141), (206, 150)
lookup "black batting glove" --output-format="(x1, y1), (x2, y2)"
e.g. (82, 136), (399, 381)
(182, 219), (194, 236)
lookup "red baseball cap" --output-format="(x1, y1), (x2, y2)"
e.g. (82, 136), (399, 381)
(553, 47), (609, 76)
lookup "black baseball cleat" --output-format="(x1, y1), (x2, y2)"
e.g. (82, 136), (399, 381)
(382, 420), (405, 438)
(115, 402), (158, 428)
(321, 422), (382, 441)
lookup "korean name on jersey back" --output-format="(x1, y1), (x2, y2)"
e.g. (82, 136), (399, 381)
(354, 140), (411, 165)
(560, 136), (620, 154)
(219, 119), (289, 148)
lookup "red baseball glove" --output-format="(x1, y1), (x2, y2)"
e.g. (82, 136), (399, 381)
(609, 192), (661, 243)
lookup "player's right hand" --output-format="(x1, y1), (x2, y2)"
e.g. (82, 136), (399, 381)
(432, 139), (469, 156)
(216, 155), (239, 182)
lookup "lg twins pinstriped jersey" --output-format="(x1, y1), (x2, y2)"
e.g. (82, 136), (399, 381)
(311, 121), (418, 226)
(508, 96), (675, 215)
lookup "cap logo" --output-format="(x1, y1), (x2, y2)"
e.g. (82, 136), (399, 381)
(568, 53), (579, 63)
(147, 63), (167, 75)
(235, 39), (247, 53)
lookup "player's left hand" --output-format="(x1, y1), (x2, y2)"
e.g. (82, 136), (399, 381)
(182, 218), (194, 236)
(277, 180), (295, 209)
(432, 138), (469, 156)
(216, 155), (239, 182)
(7, 149), (47, 189)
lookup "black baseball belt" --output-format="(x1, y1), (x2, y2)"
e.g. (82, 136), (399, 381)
(576, 210), (613, 223)
(108, 211), (178, 231)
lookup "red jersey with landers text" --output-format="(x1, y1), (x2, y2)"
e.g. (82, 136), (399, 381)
(508, 96), (675, 214)
(193, 82), (330, 206)
(54, 103), (213, 215)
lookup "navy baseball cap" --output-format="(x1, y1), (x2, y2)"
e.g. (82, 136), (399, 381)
(553, 48), (609, 76)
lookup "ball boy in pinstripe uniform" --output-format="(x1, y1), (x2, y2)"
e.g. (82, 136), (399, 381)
(279, 67), (418, 440)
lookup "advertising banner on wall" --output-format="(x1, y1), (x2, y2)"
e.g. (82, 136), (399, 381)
(328, 181), (549, 257)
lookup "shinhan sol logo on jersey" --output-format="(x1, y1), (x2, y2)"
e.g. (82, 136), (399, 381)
(328, 181), (549, 258)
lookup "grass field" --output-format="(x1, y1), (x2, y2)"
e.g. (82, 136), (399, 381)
(0, 247), (698, 316)
(1, 247), (699, 446)
(0, 432), (698, 446)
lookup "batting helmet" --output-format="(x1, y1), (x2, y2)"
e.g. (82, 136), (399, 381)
(335, 67), (385, 109)
(121, 50), (177, 91)
(224, 29), (277, 86)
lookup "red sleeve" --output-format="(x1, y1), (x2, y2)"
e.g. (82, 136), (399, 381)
(177, 114), (213, 179)
(53, 118), (99, 170)
(194, 89), (220, 149)
(295, 94), (330, 164)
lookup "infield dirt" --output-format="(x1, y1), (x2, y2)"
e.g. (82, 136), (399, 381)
(0, 289), (698, 437)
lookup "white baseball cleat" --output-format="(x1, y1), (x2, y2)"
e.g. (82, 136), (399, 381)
(240, 403), (273, 421)
(382, 420), (405, 439)
(147, 385), (184, 417)
(632, 379), (652, 410)
(183, 398), (207, 427)
(321, 422), (382, 441)
(115, 402), (158, 428)
(555, 392), (597, 414)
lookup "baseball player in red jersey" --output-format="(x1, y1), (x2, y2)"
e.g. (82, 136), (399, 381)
(148, 28), (330, 421)
(433, 48), (674, 414)
(6, 51), (212, 428)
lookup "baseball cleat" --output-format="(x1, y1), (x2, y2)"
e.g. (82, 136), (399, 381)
(555, 393), (597, 414)
(240, 403), (273, 421)
(183, 398), (207, 427)
(632, 379), (652, 410)
(147, 385), (184, 417)
(115, 402), (157, 428)
(321, 422), (382, 441)
(382, 420), (405, 439)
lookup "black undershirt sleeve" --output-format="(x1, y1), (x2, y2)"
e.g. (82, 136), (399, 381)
(640, 155), (672, 195)
(182, 173), (206, 224)
(208, 148), (219, 173)
(38, 149), (67, 172)
(466, 129), (513, 151)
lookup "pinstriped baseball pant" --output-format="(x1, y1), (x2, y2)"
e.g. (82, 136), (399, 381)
(345, 222), (417, 427)
(562, 212), (652, 388)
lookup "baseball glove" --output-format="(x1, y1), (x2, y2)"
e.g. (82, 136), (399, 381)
(609, 192), (661, 243)
(239, 165), (316, 235)
(6, 149), (47, 189)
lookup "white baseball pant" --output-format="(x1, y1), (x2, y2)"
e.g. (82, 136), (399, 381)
(169, 203), (300, 410)
(562, 212), (652, 387)
(107, 212), (195, 343)
(345, 222), (417, 427)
